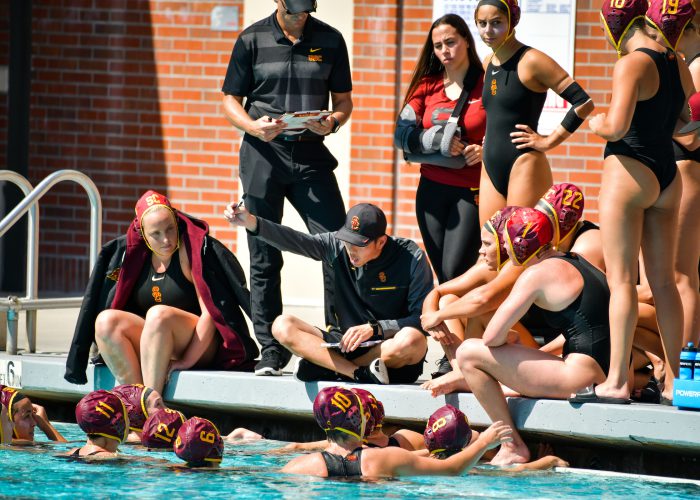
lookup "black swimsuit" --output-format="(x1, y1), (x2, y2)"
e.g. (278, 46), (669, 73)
(568, 220), (598, 247)
(519, 253), (610, 373)
(366, 436), (400, 448)
(672, 140), (700, 162)
(321, 448), (363, 478)
(128, 254), (201, 317)
(604, 48), (684, 191)
(482, 46), (547, 197)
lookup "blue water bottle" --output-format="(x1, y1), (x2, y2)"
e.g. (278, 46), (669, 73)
(680, 342), (696, 380)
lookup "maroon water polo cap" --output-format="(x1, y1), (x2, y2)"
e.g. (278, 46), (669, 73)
(111, 384), (154, 432)
(483, 206), (519, 270)
(646, 0), (696, 51)
(536, 183), (584, 246)
(313, 386), (366, 441)
(0, 385), (26, 422)
(505, 207), (554, 266)
(424, 404), (473, 457)
(75, 390), (129, 443)
(601, 0), (648, 54)
(351, 388), (385, 435)
(141, 408), (186, 449)
(174, 417), (224, 466)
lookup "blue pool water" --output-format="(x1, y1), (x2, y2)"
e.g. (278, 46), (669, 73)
(1, 423), (699, 499)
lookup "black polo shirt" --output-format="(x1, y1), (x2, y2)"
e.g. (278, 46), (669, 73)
(222, 12), (352, 125)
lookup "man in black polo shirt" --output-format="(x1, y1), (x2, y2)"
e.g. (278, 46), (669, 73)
(224, 202), (432, 385)
(222, 0), (353, 376)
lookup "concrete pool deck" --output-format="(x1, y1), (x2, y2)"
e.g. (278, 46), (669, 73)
(2, 306), (700, 479)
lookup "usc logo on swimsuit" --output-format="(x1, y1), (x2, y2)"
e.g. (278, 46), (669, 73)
(152, 286), (162, 303)
(378, 272), (387, 283)
(351, 216), (360, 232)
(491, 79), (497, 96)
(106, 267), (120, 282)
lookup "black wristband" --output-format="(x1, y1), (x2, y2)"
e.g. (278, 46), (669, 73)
(330, 116), (341, 133)
(560, 107), (584, 133)
(369, 320), (383, 340)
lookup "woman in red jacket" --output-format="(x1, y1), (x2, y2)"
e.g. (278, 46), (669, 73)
(395, 14), (486, 378)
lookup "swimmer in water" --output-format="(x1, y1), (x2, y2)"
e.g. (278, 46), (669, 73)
(141, 408), (186, 450)
(0, 385), (66, 444)
(423, 404), (567, 471)
(174, 417), (224, 468)
(272, 388), (425, 453)
(110, 383), (165, 443)
(281, 386), (512, 478)
(65, 390), (129, 459)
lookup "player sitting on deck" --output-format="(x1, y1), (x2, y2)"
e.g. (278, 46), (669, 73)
(225, 202), (433, 385)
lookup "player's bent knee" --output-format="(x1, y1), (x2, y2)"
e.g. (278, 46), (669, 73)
(456, 338), (482, 366)
(144, 304), (175, 327)
(271, 314), (297, 344)
(438, 293), (460, 309)
(95, 310), (125, 344)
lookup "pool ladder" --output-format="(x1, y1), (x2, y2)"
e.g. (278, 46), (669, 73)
(0, 169), (101, 354)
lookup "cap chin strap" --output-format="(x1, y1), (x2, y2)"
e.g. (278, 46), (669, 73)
(92, 432), (123, 443)
(141, 388), (153, 420)
(325, 426), (363, 442)
(139, 206), (180, 257)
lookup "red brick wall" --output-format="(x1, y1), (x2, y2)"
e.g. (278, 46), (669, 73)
(26, 0), (244, 292)
(12, 0), (611, 293)
(350, 0), (433, 241)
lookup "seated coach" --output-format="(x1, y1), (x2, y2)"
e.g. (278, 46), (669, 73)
(225, 202), (433, 384)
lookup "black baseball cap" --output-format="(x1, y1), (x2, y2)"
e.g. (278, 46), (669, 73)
(283, 0), (317, 14)
(334, 203), (387, 247)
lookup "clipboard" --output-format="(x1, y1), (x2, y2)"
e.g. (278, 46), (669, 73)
(320, 340), (383, 348)
(279, 110), (332, 130)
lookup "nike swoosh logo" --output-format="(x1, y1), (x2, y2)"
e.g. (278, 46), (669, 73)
(491, 70), (500, 75)
(310, 48), (322, 53)
(468, 98), (482, 104)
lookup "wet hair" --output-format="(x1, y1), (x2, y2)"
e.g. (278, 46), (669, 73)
(403, 14), (482, 107)
(326, 429), (360, 446)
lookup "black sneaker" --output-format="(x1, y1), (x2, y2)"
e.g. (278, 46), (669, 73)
(293, 358), (339, 382)
(255, 350), (290, 376)
(431, 355), (452, 379)
(353, 358), (390, 384)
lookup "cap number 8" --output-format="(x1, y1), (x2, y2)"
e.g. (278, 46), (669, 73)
(431, 417), (447, 432)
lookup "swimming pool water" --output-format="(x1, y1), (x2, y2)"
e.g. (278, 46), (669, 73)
(1, 423), (699, 499)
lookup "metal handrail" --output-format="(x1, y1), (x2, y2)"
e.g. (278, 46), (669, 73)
(0, 169), (101, 354)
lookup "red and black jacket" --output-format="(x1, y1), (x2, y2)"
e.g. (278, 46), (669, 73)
(64, 212), (258, 385)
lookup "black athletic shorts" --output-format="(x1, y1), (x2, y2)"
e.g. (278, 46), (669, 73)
(320, 327), (426, 384)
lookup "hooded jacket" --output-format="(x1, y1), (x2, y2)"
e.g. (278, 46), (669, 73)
(64, 212), (258, 385)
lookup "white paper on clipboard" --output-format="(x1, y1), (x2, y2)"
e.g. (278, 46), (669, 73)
(279, 110), (332, 130)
